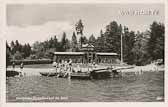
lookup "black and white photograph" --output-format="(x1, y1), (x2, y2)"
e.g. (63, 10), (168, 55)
(5, 2), (165, 102)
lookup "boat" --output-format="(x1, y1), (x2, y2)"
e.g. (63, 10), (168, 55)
(40, 72), (57, 77)
(69, 67), (112, 79)
(90, 68), (112, 79)
(71, 71), (91, 79)
(6, 70), (20, 77)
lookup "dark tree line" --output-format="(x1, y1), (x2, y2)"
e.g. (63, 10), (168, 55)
(6, 40), (31, 60)
(147, 22), (164, 61)
(94, 21), (164, 65)
(6, 20), (164, 66)
(31, 33), (70, 59)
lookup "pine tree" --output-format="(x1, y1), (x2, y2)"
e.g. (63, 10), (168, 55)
(10, 41), (15, 55)
(147, 21), (164, 62)
(88, 34), (96, 45)
(61, 32), (67, 52)
(94, 30), (103, 52)
(71, 32), (78, 52)
(123, 27), (136, 64)
(53, 35), (58, 51)
(104, 21), (121, 53)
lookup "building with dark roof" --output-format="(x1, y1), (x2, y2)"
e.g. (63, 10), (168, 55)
(52, 43), (119, 64)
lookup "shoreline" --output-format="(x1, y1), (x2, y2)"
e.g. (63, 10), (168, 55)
(6, 63), (164, 77)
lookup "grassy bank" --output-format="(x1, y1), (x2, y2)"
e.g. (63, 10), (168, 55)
(9, 59), (52, 65)
(8, 64), (53, 69)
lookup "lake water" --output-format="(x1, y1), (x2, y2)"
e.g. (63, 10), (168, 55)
(6, 69), (164, 102)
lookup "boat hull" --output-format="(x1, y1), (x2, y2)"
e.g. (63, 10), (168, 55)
(40, 72), (57, 77)
(70, 72), (91, 79)
(6, 70), (20, 77)
(90, 70), (111, 79)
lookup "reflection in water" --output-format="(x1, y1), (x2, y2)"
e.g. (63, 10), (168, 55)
(6, 71), (164, 102)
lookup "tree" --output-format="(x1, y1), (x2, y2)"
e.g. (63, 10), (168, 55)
(32, 41), (45, 58)
(79, 36), (88, 45)
(65, 39), (71, 52)
(132, 31), (149, 65)
(43, 40), (49, 51)
(126, 31), (136, 64)
(103, 21), (122, 53)
(6, 42), (11, 67)
(61, 32), (69, 52)
(22, 43), (32, 58)
(71, 32), (78, 52)
(14, 51), (22, 60)
(48, 37), (54, 49)
(27, 43), (32, 54)
(15, 40), (20, 52)
(123, 27), (136, 64)
(147, 21), (164, 62)
(10, 41), (15, 55)
(88, 34), (96, 45)
(32, 41), (41, 51)
(94, 30), (105, 52)
(53, 35), (58, 51)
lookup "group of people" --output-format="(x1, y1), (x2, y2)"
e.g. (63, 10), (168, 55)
(52, 59), (72, 78)
(54, 60), (98, 74)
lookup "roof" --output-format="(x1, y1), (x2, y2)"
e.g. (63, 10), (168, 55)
(96, 53), (117, 56)
(53, 52), (85, 55)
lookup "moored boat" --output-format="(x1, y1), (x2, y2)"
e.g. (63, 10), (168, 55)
(90, 68), (112, 79)
(70, 72), (91, 79)
(40, 72), (57, 77)
(6, 70), (20, 77)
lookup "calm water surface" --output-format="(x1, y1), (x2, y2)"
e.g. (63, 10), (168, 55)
(6, 71), (164, 102)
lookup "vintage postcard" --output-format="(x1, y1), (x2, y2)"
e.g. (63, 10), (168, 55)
(0, 0), (167, 106)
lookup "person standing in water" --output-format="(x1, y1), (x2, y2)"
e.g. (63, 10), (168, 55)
(63, 60), (68, 78)
(67, 59), (72, 79)
(20, 62), (25, 76)
(12, 61), (15, 70)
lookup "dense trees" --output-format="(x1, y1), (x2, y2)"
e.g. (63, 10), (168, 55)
(131, 32), (149, 65)
(6, 21), (164, 66)
(103, 21), (122, 53)
(123, 28), (136, 64)
(7, 40), (32, 60)
(97, 21), (164, 65)
(147, 21), (164, 61)
(95, 30), (105, 52)
(88, 34), (96, 45)
(60, 32), (70, 52)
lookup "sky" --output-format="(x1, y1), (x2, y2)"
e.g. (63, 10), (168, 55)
(6, 4), (164, 45)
